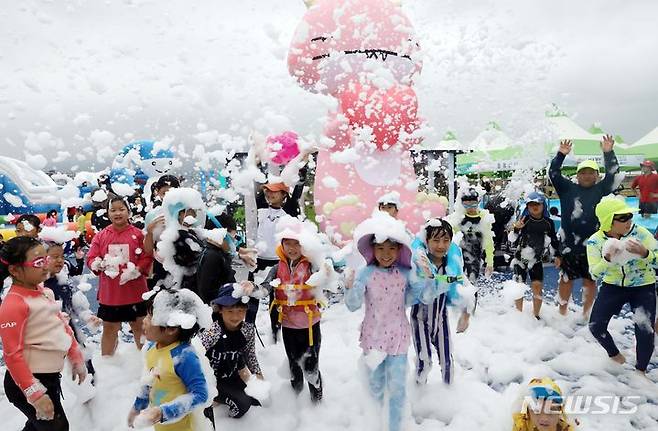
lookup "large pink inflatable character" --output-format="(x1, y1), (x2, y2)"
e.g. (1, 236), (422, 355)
(288, 0), (446, 240)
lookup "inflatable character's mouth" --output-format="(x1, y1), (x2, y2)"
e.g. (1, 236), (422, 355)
(312, 48), (412, 62)
(154, 168), (169, 174)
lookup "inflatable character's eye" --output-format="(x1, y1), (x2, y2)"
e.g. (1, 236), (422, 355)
(310, 36), (328, 42)
(151, 161), (156, 166)
(169, 161), (173, 165)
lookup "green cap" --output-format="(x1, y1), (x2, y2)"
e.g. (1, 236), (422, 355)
(576, 159), (599, 173)
(595, 197), (638, 232)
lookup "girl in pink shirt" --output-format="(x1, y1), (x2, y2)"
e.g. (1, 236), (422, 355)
(345, 213), (434, 431)
(86, 196), (153, 356)
(42, 210), (58, 227)
(0, 236), (86, 431)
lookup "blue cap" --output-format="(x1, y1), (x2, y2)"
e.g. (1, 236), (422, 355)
(211, 283), (241, 306)
(526, 191), (545, 204)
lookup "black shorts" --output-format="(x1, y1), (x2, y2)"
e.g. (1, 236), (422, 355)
(639, 202), (658, 215)
(97, 301), (148, 322)
(559, 252), (593, 281)
(514, 261), (544, 282)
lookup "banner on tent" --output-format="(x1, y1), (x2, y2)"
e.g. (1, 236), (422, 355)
(561, 154), (645, 167)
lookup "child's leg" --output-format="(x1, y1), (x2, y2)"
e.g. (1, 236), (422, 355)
(3, 372), (69, 431)
(513, 264), (527, 312)
(302, 323), (322, 402)
(588, 284), (628, 361)
(128, 317), (145, 350)
(385, 355), (408, 431)
(281, 327), (305, 393)
(627, 286), (657, 372)
(367, 357), (386, 404)
(216, 377), (260, 418)
(410, 303), (432, 384)
(531, 281), (543, 318)
(432, 295), (453, 384)
(581, 278), (598, 320)
(530, 263), (544, 318)
(101, 321), (121, 356)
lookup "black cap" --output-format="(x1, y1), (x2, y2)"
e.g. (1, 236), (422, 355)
(155, 175), (180, 189)
(461, 188), (479, 202)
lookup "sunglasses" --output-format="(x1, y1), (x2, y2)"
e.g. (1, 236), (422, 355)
(613, 213), (633, 223)
(463, 202), (479, 208)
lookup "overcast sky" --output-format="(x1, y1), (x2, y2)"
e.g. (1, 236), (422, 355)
(1, 0), (657, 171)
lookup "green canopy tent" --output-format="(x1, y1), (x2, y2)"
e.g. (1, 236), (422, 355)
(456, 109), (648, 175)
(617, 126), (658, 166)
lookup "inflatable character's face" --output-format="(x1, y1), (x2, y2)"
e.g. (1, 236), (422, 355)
(140, 158), (175, 178)
(288, 0), (422, 96)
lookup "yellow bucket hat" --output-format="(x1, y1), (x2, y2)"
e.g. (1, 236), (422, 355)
(576, 159), (599, 173)
(595, 196), (638, 232)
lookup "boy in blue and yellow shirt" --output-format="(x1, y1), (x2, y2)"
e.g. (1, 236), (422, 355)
(128, 288), (213, 430)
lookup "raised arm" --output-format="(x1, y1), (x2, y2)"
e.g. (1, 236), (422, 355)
(598, 135), (621, 193)
(548, 140), (573, 194)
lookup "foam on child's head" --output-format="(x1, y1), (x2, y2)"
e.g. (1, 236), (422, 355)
(425, 218), (453, 240)
(145, 288), (213, 330)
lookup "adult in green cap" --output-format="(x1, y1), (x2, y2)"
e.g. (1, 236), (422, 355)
(549, 135), (620, 319)
(586, 196), (657, 373)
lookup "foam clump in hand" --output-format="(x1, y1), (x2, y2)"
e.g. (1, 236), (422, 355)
(602, 238), (636, 264)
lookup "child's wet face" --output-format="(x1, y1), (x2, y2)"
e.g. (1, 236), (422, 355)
(10, 245), (50, 286)
(15, 221), (39, 238)
(109, 201), (130, 225)
(264, 189), (286, 207)
(609, 214), (633, 236)
(142, 314), (159, 342)
(528, 400), (561, 431)
(177, 208), (197, 227)
(220, 305), (247, 330)
(378, 204), (398, 218)
(427, 232), (451, 259)
(527, 202), (544, 218)
(157, 185), (172, 199)
(142, 314), (176, 344)
(282, 238), (302, 261)
(46, 246), (65, 275)
(463, 200), (479, 215)
(373, 240), (400, 268)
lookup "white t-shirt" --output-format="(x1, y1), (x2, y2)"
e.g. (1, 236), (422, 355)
(257, 207), (287, 260)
